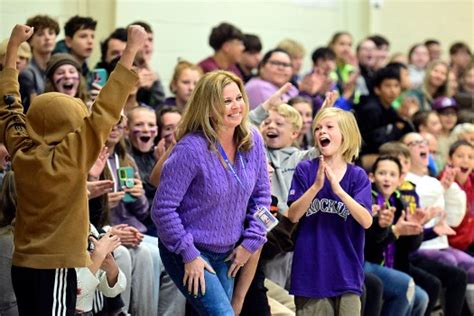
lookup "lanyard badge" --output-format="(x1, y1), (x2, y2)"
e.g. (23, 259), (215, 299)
(217, 143), (278, 232)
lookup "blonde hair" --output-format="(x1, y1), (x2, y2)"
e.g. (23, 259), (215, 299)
(272, 103), (303, 132)
(312, 108), (361, 162)
(176, 70), (252, 151)
(451, 123), (474, 140)
(126, 106), (156, 127)
(169, 60), (203, 93)
(277, 39), (305, 58)
(423, 60), (450, 102)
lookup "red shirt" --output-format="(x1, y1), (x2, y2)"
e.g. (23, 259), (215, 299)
(446, 172), (474, 250)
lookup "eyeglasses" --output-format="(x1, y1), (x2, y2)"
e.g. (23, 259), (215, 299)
(406, 139), (428, 147)
(267, 60), (292, 68)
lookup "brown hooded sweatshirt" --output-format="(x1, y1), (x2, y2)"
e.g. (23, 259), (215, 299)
(0, 63), (138, 269)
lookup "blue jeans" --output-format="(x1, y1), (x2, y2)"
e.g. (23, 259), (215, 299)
(159, 242), (234, 316)
(364, 261), (414, 316)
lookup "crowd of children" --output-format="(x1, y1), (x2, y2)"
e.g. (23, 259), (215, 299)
(0, 13), (472, 316)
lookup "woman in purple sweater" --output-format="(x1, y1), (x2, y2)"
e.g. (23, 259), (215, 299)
(152, 70), (270, 315)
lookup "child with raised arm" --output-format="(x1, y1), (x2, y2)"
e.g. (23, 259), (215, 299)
(0, 24), (145, 315)
(287, 107), (373, 315)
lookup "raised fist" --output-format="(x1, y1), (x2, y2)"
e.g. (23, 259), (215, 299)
(9, 24), (34, 46)
(126, 25), (147, 52)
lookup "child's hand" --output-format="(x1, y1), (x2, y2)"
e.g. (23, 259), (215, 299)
(126, 25), (147, 53)
(371, 204), (381, 216)
(89, 146), (109, 180)
(138, 67), (157, 89)
(89, 82), (103, 103)
(100, 253), (120, 286)
(406, 207), (430, 226)
(92, 231), (121, 258)
(433, 212), (456, 236)
(377, 206), (395, 228)
(321, 91), (337, 109)
(439, 165), (456, 190)
(108, 191), (126, 208)
(393, 211), (423, 236)
(110, 224), (142, 247)
(124, 178), (144, 197)
(299, 72), (324, 96)
(87, 180), (113, 199)
(324, 162), (343, 195)
(312, 156), (325, 191)
(9, 25), (34, 47)
(261, 82), (293, 111)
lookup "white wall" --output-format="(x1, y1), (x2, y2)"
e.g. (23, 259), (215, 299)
(1, 0), (472, 94)
(115, 0), (367, 92)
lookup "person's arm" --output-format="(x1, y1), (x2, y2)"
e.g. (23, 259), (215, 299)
(149, 145), (172, 187)
(231, 248), (262, 315)
(0, 25), (34, 158)
(151, 139), (201, 261)
(248, 83), (293, 126)
(325, 165), (373, 229)
(239, 131), (270, 253)
(53, 26), (145, 173)
(97, 255), (127, 297)
(443, 181), (467, 227)
(288, 159), (324, 223)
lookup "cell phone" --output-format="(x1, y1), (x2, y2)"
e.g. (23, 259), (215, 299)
(89, 68), (108, 89)
(117, 167), (136, 203)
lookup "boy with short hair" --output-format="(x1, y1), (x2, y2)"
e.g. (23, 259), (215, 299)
(355, 66), (414, 156)
(237, 33), (262, 83)
(54, 15), (97, 76)
(0, 24), (146, 315)
(19, 14), (60, 110)
(198, 22), (245, 79)
(250, 99), (318, 290)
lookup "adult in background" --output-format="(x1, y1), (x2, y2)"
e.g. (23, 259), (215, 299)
(277, 38), (306, 86)
(152, 70), (270, 315)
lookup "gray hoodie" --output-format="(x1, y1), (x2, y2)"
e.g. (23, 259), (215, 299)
(250, 104), (319, 212)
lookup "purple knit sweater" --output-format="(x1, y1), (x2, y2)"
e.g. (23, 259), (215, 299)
(152, 128), (270, 263)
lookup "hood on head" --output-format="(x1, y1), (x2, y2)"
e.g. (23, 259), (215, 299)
(26, 92), (89, 145)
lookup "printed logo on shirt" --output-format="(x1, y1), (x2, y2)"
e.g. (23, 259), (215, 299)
(289, 189), (295, 195)
(306, 198), (350, 220)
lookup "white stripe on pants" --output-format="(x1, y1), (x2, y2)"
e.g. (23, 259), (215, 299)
(52, 268), (68, 316)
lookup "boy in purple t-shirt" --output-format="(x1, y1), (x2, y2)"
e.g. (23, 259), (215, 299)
(287, 108), (373, 315)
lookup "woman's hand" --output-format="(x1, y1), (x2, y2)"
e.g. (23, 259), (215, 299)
(183, 257), (216, 296)
(226, 245), (252, 278)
